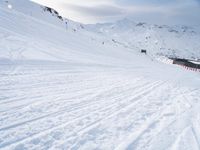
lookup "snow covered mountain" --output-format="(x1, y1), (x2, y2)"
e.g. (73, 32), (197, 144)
(0, 0), (200, 150)
(0, 0), (142, 66)
(1, 0), (200, 61)
(86, 19), (200, 59)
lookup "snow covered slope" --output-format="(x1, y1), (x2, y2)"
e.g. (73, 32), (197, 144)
(86, 19), (200, 59)
(0, 0), (141, 66)
(0, 0), (200, 150)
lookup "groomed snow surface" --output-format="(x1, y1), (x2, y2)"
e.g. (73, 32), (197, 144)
(1, 0), (200, 150)
(1, 61), (200, 150)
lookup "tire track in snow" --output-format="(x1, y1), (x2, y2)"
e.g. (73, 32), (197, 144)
(0, 74), (112, 105)
(0, 78), (144, 128)
(130, 89), (200, 150)
(166, 100), (200, 150)
(68, 81), (171, 150)
(32, 81), (165, 150)
(0, 79), (148, 146)
(0, 81), (138, 130)
(0, 81), (163, 149)
(115, 87), (198, 150)
(116, 86), (181, 150)
(0, 74), (127, 112)
(1, 70), (133, 104)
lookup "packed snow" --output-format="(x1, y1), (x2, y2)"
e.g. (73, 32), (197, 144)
(0, 0), (200, 150)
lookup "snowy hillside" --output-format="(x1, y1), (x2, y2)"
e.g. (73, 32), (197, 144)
(86, 19), (200, 59)
(0, 0), (200, 150)
(0, 0), (142, 66)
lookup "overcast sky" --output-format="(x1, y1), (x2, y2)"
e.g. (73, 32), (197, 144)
(32, 0), (200, 25)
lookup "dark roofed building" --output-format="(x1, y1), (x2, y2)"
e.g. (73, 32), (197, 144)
(171, 58), (200, 69)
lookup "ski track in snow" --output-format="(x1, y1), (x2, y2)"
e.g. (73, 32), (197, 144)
(0, 64), (200, 150)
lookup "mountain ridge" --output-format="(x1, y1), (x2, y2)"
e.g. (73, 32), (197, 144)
(1, 0), (200, 61)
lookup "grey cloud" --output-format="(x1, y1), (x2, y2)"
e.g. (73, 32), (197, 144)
(64, 4), (125, 17)
(32, 0), (200, 25)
